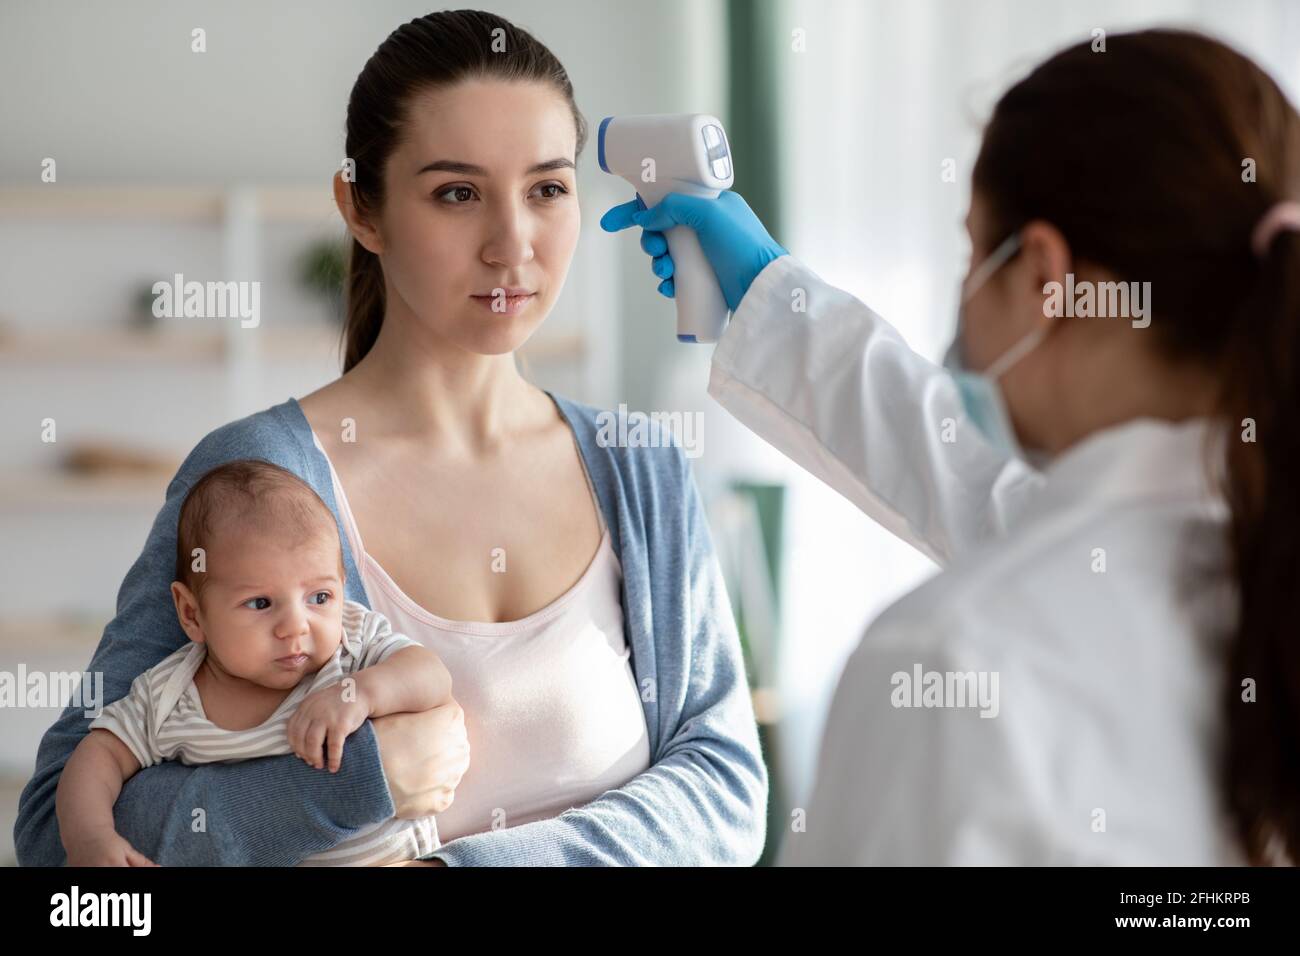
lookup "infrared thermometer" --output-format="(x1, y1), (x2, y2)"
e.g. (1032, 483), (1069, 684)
(598, 113), (734, 343)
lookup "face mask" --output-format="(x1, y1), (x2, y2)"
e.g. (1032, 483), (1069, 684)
(942, 232), (1052, 463)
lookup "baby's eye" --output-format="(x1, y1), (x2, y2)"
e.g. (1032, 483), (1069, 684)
(309, 591), (331, 606)
(243, 597), (270, 611)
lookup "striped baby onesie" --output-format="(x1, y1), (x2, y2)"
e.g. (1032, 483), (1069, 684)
(89, 599), (439, 866)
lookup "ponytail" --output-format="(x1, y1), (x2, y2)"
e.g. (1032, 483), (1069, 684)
(341, 235), (385, 374)
(1221, 228), (1300, 864)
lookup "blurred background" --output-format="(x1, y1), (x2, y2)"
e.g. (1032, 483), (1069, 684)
(1, 0), (1297, 865)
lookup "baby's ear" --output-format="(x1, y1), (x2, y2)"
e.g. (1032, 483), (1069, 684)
(170, 581), (206, 645)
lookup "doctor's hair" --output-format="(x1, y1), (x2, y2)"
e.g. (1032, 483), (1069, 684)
(338, 9), (588, 373)
(973, 28), (1300, 866)
(174, 460), (344, 604)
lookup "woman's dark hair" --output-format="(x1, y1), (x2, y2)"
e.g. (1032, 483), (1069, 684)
(340, 9), (587, 372)
(973, 28), (1300, 865)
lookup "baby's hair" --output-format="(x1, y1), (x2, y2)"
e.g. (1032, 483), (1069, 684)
(174, 459), (343, 603)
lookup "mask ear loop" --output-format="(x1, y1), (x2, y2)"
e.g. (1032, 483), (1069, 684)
(984, 322), (1051, 381)
(960, 232), (1022, 303)
(949, 232), (1023, 370)
(962, 230), (1054, 382)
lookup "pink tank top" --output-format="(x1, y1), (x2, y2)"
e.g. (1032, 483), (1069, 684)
(310, 430), (651, 843)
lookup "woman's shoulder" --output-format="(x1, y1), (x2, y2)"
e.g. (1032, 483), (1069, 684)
(174, 398), (314, 487)
(550, 392), (693, 486)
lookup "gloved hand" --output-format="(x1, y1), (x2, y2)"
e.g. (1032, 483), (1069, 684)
(599, 190), (788, 312)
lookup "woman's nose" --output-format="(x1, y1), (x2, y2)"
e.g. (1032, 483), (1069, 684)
(481, 199), (535, 268)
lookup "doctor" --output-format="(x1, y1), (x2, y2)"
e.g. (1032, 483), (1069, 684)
(602, 28), (1300, 865)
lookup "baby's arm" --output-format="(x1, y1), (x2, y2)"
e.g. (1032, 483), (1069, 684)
(354, 645), (452, 717)
(289, 644), (451, 773)
(56, 729), (156, 866)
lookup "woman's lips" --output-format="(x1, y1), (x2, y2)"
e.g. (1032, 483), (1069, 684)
(470, 292), (536, 315)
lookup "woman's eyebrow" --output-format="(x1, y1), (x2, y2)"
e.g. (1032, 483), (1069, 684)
(416, 158), (575, 176)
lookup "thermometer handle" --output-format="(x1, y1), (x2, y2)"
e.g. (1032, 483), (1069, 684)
(664, 211), (730, 343)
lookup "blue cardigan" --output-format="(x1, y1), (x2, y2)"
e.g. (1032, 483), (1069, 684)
(14, 393), (768, 866)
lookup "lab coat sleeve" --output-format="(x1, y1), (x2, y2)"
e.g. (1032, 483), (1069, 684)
(778, 606), (1060, 865)
(708, 255), (1043, 566)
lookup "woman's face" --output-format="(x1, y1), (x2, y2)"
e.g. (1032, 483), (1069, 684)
(347, 78), (580, 357)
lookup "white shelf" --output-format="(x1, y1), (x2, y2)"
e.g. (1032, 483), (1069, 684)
(0, 184), (340, 225)
(0, 324), (584, 365)
(0, 323), (338, 363)
(0, 326), (227, 362)
(0, 325), (585, 510)
(0, 613), (106, 650)
(0, 470), (172, 509)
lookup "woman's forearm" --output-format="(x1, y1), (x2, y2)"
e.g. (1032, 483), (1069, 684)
(709, 255), (1044, 567)
(111, 719), (396, 865)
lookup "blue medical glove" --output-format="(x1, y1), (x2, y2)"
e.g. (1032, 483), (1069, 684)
(599, 190), (788, 311)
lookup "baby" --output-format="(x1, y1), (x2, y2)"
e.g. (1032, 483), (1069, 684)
(56, 458), (453, 866)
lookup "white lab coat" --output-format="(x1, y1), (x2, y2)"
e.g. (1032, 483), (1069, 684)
(708, 255), (1246, 865)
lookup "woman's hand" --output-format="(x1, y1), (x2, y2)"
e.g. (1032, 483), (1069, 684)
(65, 828), (160, 867)
(599, 189), (787, 311)
(371, 697), (469, 820)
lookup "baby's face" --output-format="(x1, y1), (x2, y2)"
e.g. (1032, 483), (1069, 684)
(188, 525), (345, 690)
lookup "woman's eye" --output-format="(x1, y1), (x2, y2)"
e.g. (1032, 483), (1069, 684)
(535, 182), (569, 200)
(243, 597), (270, 611)
(309, 591), (331, 606)
(436, 185), (477, 204)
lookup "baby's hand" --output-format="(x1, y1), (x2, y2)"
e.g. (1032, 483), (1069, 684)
(66, 830), (160, 867)
(287, 682), (371, 773)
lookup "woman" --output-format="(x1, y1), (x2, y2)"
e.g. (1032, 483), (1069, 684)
(606, 28), (1299, 865)
(15, 10), (767, 866)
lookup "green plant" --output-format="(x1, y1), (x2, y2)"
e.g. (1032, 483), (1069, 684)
(297, 237), (348, 322)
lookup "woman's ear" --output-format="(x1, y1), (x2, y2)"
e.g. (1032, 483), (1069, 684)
(333, 171), (384, 256)
(171, 581), (207, 646)
(1017, 218), (1073, 308)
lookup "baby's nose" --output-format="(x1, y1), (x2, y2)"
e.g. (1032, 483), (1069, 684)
(274, 609), (311, 638)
